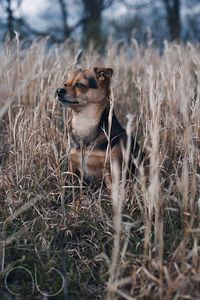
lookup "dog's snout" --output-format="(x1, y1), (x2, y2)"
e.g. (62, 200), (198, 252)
(56, 88), (66, 96)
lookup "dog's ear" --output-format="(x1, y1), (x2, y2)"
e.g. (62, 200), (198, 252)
(94, 67), (113, 82)
(74, 49), (83, 67)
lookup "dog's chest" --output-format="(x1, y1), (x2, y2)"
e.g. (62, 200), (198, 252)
(71, 108), (99, 141)
(69, 147), (107, 181)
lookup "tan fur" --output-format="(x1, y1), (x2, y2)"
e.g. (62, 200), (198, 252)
(70, 145), (122, 184)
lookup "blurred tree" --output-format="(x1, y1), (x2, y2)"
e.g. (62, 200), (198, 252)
(163, 0), (181, 40)
(6, 0), (15, 38)
(0, 0), (21, 39)
(81, 0), (113, 49)
(110, 14), (145, 44)
(110, 0), (183, 44)
(0, 0), (200, 46)
(109, 0), (165, 46)
(182, 0), (200, 41)
(58, 0), (70, 39)
(20, 0), (73, 42)
(0, 0), (83, 42)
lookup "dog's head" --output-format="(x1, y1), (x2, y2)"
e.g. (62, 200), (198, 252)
(56, 67), (113, 109)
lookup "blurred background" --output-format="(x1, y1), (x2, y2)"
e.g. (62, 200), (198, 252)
(0, 0), (200, 49)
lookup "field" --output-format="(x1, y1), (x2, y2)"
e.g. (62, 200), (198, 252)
(0, 38), (200, 299)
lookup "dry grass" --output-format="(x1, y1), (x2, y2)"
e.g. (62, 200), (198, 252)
(0, 38), (200, 299)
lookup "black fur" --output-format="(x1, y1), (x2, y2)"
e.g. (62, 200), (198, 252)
(88, 76), (98, 89)
(96, 107), (147, 173)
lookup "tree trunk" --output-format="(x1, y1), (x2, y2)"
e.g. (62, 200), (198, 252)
(82, 0), (104, 49)
(164, 0), (181, 41)
(58, 0), (70, 40)
(6, 0), (15, 39)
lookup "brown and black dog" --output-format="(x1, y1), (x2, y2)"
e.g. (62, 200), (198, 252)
(56, 67), (147, 189)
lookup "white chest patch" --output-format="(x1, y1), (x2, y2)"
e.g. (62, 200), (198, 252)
(72, 107), (99, 139)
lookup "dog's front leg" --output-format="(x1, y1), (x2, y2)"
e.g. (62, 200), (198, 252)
(103, 172), (112, 195)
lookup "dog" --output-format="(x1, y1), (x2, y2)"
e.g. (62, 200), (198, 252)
(56, 66), (147, 189)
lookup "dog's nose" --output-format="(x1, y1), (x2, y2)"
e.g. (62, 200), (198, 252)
(56, 88), (66, 96)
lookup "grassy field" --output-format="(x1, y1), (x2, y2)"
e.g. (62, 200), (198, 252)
(0, 38), (200, 299)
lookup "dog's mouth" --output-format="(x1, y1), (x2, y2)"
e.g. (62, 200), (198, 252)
(57, 95), (79, 105)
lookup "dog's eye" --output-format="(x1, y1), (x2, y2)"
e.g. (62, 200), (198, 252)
(75, 82), (85, 88)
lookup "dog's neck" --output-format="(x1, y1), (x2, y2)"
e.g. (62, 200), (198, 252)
(71, 102), (109, 147)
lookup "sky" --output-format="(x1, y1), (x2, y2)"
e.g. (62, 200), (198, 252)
(16, 0), (66, 29)
(20, 0), (47, 16)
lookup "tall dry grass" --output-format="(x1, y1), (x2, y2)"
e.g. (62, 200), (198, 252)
(0, 38), (200, 299)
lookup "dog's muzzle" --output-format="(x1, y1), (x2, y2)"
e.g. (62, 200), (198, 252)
(56, 88), (79, 105)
